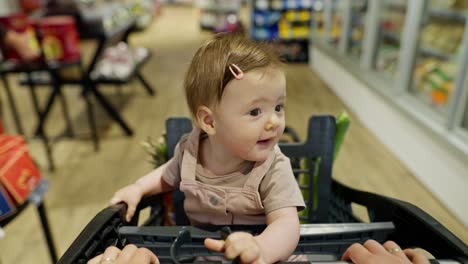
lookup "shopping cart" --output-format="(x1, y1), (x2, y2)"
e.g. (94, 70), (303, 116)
(58, 116), (468, 264)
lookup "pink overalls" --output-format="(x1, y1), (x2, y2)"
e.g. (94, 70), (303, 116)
(175, 128), (307, 262)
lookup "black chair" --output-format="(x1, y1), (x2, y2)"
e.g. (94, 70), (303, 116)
(57, 115), (468, 263)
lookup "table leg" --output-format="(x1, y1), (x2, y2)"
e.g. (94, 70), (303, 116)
(1, 74), (24, 134)
(50, 70), (74, 138)
(89, 83), (134, 136)
(83, 88), (99, 151)
(136, 71), (155, 96)
(31, 88), (57, 171)
(37, 202), (58, 263)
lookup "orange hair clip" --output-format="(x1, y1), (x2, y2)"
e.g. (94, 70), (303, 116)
(228, 64), (244, 80)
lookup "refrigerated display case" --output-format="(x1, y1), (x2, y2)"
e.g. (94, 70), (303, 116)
(345, 0), (367, 60)
(327, 0), (344, 47)
(410, 4), (468, 113)
(308, 0), (468, 224)
(373, 1), (407, 79)
(311, 0), (325, 39)
(462, 104), (468, 132)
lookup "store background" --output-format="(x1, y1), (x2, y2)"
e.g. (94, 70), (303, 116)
(0, 0), (466, 263)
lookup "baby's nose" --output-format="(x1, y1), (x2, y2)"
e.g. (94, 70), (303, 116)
(265, 114), (280, 130)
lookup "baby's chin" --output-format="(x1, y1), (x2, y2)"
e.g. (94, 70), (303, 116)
(243, 151), (273, 163)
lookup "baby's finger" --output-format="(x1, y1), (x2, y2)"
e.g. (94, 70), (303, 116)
(109, 196), (122, 205)
(237, 244), (262, 264)
(204, 238), (225, 252)
(126, 206), (136, 222)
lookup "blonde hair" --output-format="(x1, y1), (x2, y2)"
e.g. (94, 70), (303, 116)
(184, 32), (284, 120)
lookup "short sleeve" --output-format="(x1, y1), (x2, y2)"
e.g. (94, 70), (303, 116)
(161, 135), (189, 189)
(259, 151), (306, 214)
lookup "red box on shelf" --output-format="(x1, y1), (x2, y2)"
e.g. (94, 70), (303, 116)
(0, 136), (41, 204)
(0, 12), (40, 61)
(0, 135), (25, 154)
(37, 16), (80, 63)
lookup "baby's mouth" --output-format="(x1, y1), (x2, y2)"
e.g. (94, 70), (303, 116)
(257, 138), (272, 145)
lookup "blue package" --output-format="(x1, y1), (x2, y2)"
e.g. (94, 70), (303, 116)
(0, 185), (16, 221)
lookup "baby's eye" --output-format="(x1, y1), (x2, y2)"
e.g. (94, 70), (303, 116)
(275, 104), (284, 112)
(249, 108), (261, 116)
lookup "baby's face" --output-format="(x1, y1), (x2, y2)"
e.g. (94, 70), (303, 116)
(212, 67), (286, 162)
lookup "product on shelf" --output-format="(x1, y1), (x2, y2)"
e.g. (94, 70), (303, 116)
(0, 136), (42, 205)
(347, 1), (366, 58)
(92, 42), (149, 80)
(196, 0), (242, 32)
(0, 12), (40, 62)
(38, 16), (81, 63)
(420, 21), (464, 56)
(414, 58), (456, 106)
(252, 0), (313, 62)
(329, 15), (342, 45)
(0, 184), (16, 221)
(375, 45), (399, 76)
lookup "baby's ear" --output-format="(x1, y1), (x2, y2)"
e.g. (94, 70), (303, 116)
(196, 106), (216, 135)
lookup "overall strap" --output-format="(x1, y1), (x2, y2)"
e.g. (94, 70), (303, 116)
(180, 128), (201, 181)
(243, 146), (278, 192)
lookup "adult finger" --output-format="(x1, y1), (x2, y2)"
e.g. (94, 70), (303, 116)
(404, 249), (430, 264)
(135, 248), (160, 264)
(383, 240), (405, 258)
(363, 239), (388, 254)
(204, 238), (225, 252)
(341, 243), (371, 263)
(87, 254), (103, 264)
(113, 245), (137, 264)
(98, 246), (121, 264)
(116, 247), (159, 264)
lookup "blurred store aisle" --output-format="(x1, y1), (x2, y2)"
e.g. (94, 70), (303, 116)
(0, 5), (466, 264)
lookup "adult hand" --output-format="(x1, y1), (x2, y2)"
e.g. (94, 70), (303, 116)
(342, 240), (430, 264)
(87, 245), (159, 264)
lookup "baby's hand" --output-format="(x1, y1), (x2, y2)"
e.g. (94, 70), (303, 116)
(109, 183), (144, 222)
(204, 232), (266, 264)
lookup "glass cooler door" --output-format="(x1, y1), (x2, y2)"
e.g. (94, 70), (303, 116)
(311, 0), (326, 39)
(373, 0), (408, 80)
(410, 3), (468, 114)
(345, 0), (368, 60)
(461, 101), (468, 136)
(327, 0), (345, 47)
